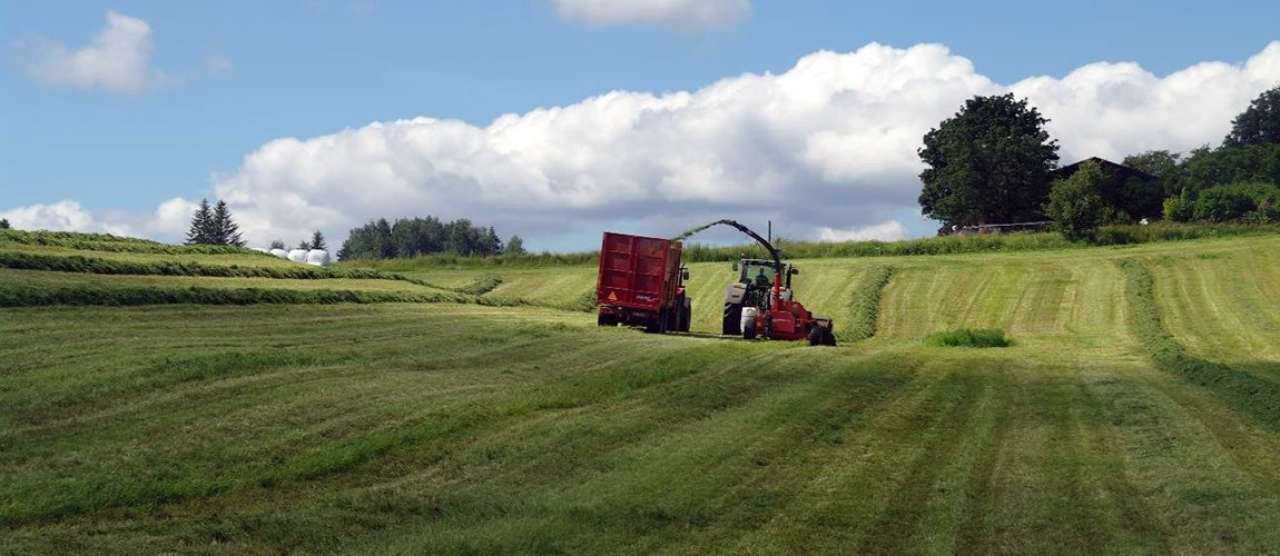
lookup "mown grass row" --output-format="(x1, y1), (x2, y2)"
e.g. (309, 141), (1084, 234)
(456, 273), (504, 295)
(840, 265), (892, 342)
(0, 284), (504, 308)
(0, 251), (456, 291)
(1119, 259), (1280, 426)
(0, 229), (259, 255)
(924, 328), (1010, 348)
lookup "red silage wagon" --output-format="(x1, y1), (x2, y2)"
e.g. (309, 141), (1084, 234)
(595, 232), (691, 333)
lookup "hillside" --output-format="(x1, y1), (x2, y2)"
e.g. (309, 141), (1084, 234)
(3, 230), (1280, 553)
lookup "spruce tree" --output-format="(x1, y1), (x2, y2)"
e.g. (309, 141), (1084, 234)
(0, 218), (9, 229)
(310, 230), (327, 250)
(185, 199), (214, 245)
(211, 200), (244, 246)
(270, 239), (286, 249)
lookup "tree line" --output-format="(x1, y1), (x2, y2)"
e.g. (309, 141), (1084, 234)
(185, 199), (245, 247)
(336, 216), (526, 260)
(918, 85), (1280, 240)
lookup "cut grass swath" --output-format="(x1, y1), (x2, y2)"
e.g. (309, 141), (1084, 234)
(1118, 258), (1280, 427)
(924, 328), (1010, 348)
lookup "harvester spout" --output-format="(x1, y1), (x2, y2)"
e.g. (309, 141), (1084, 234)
(673, 219), (783, 275)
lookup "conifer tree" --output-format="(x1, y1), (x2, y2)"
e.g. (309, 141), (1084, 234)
(185, 199), (214, 245)
(310, 230), (327, 250)
(211, 200), (244, 247)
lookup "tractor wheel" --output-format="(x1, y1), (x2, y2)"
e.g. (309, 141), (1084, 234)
(598, 313), (617, 327)
(743, 317), (757, 340)
(680, 301), (692, 332)
(824, 329), (837, 346)
(808, 325), (824, 346)
(723, 303), (742, 335)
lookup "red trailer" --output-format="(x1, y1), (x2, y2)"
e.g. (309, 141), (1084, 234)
(596, 232), (691, 333)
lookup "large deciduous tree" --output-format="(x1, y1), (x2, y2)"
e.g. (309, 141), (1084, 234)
(918, 94), (1060, 228)
(1224, 86), (1280, 147)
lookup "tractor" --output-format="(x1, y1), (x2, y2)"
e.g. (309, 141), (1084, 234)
(685, 220), (837, 346)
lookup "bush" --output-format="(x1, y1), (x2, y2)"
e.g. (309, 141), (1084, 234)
(1086, 221), (1280, 246)
(924, 328), (1010, 348)
(1046, 161), (1110, 241)
(1162, 193), (1191, 222)
(1189, 182), (1280, 223)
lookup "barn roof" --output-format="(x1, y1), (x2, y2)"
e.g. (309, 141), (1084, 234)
(1052, 157), (1156, 181)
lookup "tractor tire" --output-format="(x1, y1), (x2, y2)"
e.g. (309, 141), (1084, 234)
(808, 325), (824, 346)
(680, 301), (692, 332)
(723, 303), (742, 336)
(645, 311), (666, 334)
(743, 317), (757, 340)
(824, 329), (837, 346)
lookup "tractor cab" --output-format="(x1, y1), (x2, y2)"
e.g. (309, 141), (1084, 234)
(732, 258), (798, 306)
(724, 257), (801, 334)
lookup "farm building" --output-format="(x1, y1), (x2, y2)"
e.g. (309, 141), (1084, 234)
(1052, 157), (1163, 220)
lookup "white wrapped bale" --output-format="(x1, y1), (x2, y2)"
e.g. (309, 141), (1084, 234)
(305, 249), (330, 267)
(287, 249), (308, 263)
(269, 248), (289, 259)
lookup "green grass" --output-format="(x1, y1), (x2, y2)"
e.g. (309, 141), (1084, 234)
(924, 328), (1010, 348)
(4, 231), (1280, 553)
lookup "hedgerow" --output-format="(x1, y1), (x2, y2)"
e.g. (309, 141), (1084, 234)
(0, 251), (451, 290)
(1118, 259), (1280, 426)
(343, 222), (1280, 271)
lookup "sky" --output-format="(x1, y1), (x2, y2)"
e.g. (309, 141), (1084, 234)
(3, 0), (1279, 251)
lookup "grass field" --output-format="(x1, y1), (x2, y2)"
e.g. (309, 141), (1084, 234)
(3, 231), (1280, 553)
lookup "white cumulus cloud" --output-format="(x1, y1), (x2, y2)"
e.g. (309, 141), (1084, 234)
(10, 42), (1280, 250)
(552, 0), (751, 29)
(817, 221), (908, 242)
(202, 42), (1280, 249)
(1, 200), (99, 232)
(26, 11), (156, 94)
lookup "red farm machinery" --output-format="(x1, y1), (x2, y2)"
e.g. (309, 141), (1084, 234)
(595, 232), (691, 333)
(595, 221), (835, 346)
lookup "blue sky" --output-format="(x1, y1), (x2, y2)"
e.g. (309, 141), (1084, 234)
(3, 1), (1279, 250)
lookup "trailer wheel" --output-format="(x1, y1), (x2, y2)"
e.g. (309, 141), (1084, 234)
(680, 300), (692, 332)
(743, 317), (757, 340)
(723, 303), (742, 335)
(598, 313), (617, 327)
(645, 311), (666, 334)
